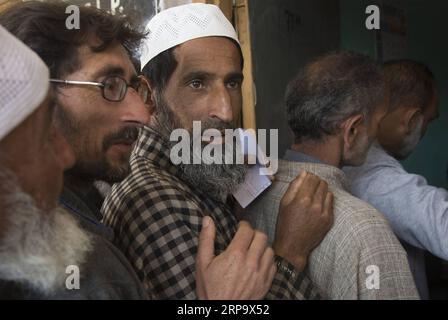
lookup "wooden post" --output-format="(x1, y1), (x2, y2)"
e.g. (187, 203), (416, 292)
(0, 0), (16, 12)
(192, 0), (256, 130)
(234, 0), (256, 130)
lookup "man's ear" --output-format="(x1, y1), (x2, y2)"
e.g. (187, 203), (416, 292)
(341, 114), (364, 148)
(142, 75), (156, 115)
(403, 107), (423, 135)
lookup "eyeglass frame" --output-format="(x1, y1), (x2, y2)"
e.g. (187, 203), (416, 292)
(49, 75), (150, 104)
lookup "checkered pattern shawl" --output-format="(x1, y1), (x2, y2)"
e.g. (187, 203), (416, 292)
(102, 126), (321, 300)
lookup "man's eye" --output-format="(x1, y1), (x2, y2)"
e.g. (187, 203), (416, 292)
(189, 80), (204, 89)
(227, 80), (241, 89)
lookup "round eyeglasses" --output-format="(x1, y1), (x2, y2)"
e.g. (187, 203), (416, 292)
(50, 75), (150, 105)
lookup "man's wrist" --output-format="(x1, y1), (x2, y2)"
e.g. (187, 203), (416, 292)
(272, 246), (307, 272)
(290, 255), (307, 272)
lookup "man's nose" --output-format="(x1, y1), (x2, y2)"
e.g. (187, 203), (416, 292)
(209, 84), (234, 123)
(52, 127), (75, 170)
(120, 89), (152, 125)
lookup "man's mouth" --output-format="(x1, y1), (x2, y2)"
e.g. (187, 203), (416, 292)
(114, 140), (135, 148)
(103, 126), (140, 151)
(113, 139), (135, 146)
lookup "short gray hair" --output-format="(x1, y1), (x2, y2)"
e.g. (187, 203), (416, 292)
(285, 51), (385, 143)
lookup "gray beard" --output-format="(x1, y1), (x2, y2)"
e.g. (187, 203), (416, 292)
(343, 132), (372, 167)
(395, 116), (424, 160)
(150, 95), (247, 203)
(0, 168), (92, 296)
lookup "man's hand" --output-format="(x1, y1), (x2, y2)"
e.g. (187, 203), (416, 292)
(196, 217), (276, 300)
(273, 171), (334, 272)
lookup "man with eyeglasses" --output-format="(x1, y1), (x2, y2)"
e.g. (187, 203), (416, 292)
(0, 1), (282, 300)
(1, 1), (151, 299)
(49, 76), (151, 109)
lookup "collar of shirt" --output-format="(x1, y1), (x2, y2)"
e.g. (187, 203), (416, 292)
(359, 142), (403, 170)
(133, 125), (182, 178)
(59, 182), (114, 240)
(283, 149), (324, 164)
(280, 150), (350, 192)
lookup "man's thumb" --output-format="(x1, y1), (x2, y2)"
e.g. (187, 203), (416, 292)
(197, 216), (216, 267)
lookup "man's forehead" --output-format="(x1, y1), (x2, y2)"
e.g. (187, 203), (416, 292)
(75, 43), (137, 79)
(173, 37), (242, 72)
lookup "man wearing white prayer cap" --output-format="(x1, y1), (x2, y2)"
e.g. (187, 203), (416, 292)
(1, 1), (290, 300)
(103, 3), (333, 300)
(0, 25), (93, 298)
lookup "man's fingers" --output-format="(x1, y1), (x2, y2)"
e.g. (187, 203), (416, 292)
(197, 216), (216, 268)
(323, 191), (334, 228)
(247, 231), (269, 265)
(309, 180), (328, 210)
(292, 173), (322, 204)
(259, 247), (275, 276)
(268, 263), (277, 288)
(281, 171), (307, 206)
(227, 221), (255, 252)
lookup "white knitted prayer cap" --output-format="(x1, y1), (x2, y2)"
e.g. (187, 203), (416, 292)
(140, 3), (239, 71)
(0, 25), (49, 141)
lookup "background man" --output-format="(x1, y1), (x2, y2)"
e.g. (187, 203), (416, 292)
(344, 60), (443, 299)
(244, 52), (419, 299)
(102, 3), (334, 300)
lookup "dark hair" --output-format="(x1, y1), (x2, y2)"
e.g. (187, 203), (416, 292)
(141, 47), (178, 95)
(285, 51), (385, 143)
(142, 38), (244, 94)
(0, 0), (146, 78)
(382, 59), (436, 111)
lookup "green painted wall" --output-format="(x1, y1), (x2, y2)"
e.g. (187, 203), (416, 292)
(341, 0), (448, 188)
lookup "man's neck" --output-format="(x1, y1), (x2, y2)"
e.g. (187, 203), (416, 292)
(64, 173), (95, 194)
(291, 137), (343, 168)
(63, 173), (104, 212)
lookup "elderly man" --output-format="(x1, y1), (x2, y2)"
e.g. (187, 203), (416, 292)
(1, 1), (284, 300)
(344, 60), (442, 299)
(102, 3), (334, 300)
(1, 1), (153, 299)
(0, 25), (88, 298)
(244, 52), (419, 299)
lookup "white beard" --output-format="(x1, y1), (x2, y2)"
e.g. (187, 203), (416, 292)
(0, 168), (92, 296)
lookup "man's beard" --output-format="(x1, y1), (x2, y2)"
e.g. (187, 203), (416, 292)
(150, 95), (247, 203)
(0, 167), (92, 295)
(55, 104), (139, 183)
(343, 132), (373, 167)
(394, 116), (424, 160)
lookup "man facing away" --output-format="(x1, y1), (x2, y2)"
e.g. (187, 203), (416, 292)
(1, 0), (284, 299)
(344, 60), (442, 299)
(102, 3), (334, 300)
(244, 52), (419, 299)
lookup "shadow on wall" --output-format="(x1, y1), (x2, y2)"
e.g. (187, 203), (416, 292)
(248, 0), (340, 156)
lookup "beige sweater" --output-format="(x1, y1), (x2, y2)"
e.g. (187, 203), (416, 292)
(244, 160), (419, 300)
